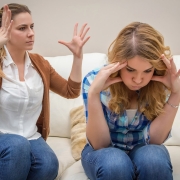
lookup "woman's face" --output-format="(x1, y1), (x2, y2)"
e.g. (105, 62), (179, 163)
(7, 12), (34, 51)
(120, 55), (154, 91)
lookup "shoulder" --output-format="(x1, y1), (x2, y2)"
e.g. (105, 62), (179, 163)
(28, 52), (51, 67)
(28, 52), (44, 60)
(83, 66), (102, 85)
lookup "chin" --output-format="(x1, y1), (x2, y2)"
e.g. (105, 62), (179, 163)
(26, 46), (34, 51)
(127, 86), (141, 91)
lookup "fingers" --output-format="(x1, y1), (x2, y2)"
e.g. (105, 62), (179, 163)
(151, 75), (164, 83)
(169, 57), (177, 74)
(161, 54), (171, 69)
(1, 5), (8, 27)
(73, 23), (78, 36)
(106, 77), (123, 87)
(175, 69), (180, 78)
(81, 27), (90, 40)
(104, 61), (127, 72)
(161, 54), (178, 75)
(58, 40), (68, 47)
(1, 5), (12, 31)
(73, 23), (90, 40)
(78, 23), (87, 37)
(6, 20), (13, 36)
(4, 10), (11, 29)
(82, 36), (90, 46)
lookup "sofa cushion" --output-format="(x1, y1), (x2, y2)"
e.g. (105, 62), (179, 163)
(70, 105), (86, 161)
(45, 53), (107, 138)
(60, 160), (89, 180)
(46, 137), (76, 178)
(166, 146), (180, 179)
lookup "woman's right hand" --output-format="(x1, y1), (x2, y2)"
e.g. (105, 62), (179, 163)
(0, 5), (12, 48)
(89, 61), (127, 95)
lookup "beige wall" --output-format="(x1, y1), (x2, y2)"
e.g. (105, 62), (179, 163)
(0, 0), (180, 56)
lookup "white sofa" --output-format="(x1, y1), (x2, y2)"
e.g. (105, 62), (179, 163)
(45, 53), (180, 180)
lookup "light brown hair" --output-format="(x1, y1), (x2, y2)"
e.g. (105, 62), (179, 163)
(108, 22), (170, 120)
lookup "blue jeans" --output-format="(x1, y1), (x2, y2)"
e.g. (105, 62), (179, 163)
(0, 134), (59, 180)
(81, 143), (173, 180)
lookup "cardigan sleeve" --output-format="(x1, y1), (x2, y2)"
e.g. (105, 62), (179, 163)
(48, 61), (81, 99)
(29, 53), (81, 99)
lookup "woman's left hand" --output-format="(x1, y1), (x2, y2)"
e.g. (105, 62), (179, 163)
(58, 23), (90, 59)
(151, 54), (180, 94)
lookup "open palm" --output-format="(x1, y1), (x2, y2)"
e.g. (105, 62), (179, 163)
(58, 23), (90, 58)
(0, 5), (13, 48)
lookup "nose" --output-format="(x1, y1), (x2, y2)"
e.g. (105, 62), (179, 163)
(27, 28), (34, 37)
(133, 73), (142, 84)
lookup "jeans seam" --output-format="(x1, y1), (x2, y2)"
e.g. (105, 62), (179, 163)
(132, 161), (138, 180)
(30, 150), (37, 167)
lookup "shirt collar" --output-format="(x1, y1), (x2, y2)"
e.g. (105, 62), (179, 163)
(3, 45), (33, 67)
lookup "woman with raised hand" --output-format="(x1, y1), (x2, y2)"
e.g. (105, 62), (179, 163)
(0, 3), (90, 180)
(81, 22), (179, 180)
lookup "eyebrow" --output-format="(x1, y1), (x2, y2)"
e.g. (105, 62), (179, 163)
(126, 65), (154, 71)
(17, 23), (34, 27)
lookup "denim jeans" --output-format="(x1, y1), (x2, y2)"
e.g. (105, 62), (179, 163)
(0, 134), (59, 180)
(81, 143), (173, 180)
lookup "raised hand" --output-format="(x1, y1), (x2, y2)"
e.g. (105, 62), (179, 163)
(0, 4), (13, 48)
(58, 23), (90, 59)
(151, 54), (180, 94)
(89, 62), (127, 94)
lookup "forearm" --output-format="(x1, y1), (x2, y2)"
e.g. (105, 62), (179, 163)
(150, 92), (180, 144)
(86, 91), (111, 150)
(69, 56), (82, 83)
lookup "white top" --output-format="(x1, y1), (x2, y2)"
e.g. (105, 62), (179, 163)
(126, 109), (137, 124)
(0, 46), (44, 140)
(126, 109), (149, 139)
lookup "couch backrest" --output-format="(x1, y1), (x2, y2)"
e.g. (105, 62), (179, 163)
(45, 53), (107, 138)
(46, 53), (180, 146)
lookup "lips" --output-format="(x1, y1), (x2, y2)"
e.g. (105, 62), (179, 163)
(26, 41), (34, 43)
(132, 86), (141, 89)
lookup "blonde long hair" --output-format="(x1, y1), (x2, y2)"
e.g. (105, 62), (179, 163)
(0, 3), (31, 77)
(108, 22), (170, 120)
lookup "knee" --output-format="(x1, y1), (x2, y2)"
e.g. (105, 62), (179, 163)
(135, 145), (172, 176)
(39, 151), (59, 179)
(97, 148), (134, 179)
(0, 134), (30, 158)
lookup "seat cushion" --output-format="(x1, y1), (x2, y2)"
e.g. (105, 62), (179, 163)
(166, 146), (180, 180)
(47, 137), (76, 179)
(61, 160), (89, 180)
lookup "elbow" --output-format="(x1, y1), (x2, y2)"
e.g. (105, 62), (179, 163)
(67, 90), (81, 99)
(149, 137), (166, 145)
(92, 144), (110, 150)
(87, 137), (111, 150)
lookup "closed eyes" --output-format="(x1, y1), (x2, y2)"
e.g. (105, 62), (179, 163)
(126, 67), (153, 73)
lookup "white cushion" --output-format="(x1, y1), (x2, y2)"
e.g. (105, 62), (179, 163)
(166, 146), (180, 179)
(45, 53), (107, 138)
(46, 137), (75, 178)
(61, 160), (89, 180)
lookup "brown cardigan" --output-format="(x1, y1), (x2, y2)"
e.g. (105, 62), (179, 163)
(0, 53), (81, 140)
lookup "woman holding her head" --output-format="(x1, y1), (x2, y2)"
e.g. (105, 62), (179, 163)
(0, 3), (90, 180)
(81, 22), (179, 180)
